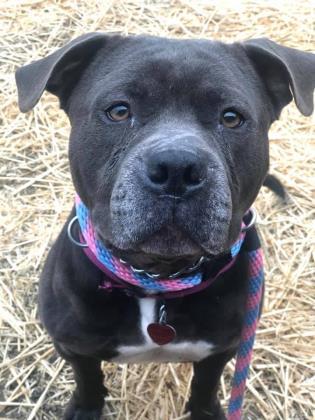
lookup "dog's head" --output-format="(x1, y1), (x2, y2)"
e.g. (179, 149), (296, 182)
(16, 34), (315, 272)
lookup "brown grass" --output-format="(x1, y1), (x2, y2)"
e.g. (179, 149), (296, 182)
(0, 1), (314, 419)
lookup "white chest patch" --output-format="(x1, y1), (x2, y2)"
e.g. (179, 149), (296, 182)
(112, 298), (215, 363)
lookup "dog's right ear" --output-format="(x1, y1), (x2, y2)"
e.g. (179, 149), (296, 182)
(15, 32), (110, 112)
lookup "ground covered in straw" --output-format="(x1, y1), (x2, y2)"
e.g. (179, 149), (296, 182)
(1, 1), (314, 419)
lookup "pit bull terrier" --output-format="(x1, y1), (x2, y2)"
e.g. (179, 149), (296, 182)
(16, 33), (315, 419)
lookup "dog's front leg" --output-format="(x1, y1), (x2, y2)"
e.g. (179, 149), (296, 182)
(187, 349), (235, 420)
(55, 344), (107, 420)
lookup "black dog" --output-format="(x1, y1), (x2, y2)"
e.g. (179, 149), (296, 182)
(16, 34), (314, 419)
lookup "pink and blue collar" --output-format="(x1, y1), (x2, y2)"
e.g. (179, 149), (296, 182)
(68, 195), (256, 298)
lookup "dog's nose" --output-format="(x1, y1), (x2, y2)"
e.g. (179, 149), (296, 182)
(144, 149), (207, 196)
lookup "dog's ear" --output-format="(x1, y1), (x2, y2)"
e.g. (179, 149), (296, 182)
(243, 38), (315, 118)
(15, 32), (111, 112)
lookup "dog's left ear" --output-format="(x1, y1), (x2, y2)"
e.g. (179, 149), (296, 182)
(243, 38), (315, 118)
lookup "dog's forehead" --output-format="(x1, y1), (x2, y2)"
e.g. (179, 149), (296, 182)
(89, 37), (246, 95)
(95, 38), (250, 98)
(75, 37), (257, 112)
(72, 37), (261, 119)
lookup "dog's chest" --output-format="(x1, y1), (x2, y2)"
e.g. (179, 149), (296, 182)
(111, 298), (215, 363)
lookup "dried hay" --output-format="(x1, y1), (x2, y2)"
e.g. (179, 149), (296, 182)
(0, 1), (314, 419)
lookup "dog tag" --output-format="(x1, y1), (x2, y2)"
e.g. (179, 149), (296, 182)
(147, 323), (176, 345)
(147, 302), (176, 345)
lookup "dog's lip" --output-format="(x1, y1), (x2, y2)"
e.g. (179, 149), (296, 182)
(95, 221), (230, 257)
(138, 241), (202, 257)
(92, 223), (236, 277)
(96, 224), (205, 256)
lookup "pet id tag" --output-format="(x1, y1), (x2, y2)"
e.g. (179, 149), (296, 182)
(147, 303), (176, 345)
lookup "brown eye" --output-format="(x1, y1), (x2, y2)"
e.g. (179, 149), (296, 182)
(221, 109), (244, 128)
(106, 103), (131, 122)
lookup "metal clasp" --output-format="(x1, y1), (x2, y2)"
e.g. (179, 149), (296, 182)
(67, 216), (88, 248)
(241, 208), (257, 232)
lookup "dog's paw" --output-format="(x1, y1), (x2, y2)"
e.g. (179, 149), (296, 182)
(64, 408), (102, 420)
(189, 410), (226, 420)
(63, 398), (103, 420)
(186, 399), (226, 420)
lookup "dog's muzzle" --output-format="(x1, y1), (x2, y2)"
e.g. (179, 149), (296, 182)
(96, 131), (232, 255)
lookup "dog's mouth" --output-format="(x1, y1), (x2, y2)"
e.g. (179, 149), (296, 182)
(100, 229), (207, 278)
(137, 225), (204, 256)
(93, 196), (233, 277)
(97, 223), (205, 257)
(96, 220), (229, 278)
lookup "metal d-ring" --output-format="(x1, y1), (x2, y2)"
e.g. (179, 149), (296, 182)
(67, 216), (88, 247)
(241, 208), (257, 232)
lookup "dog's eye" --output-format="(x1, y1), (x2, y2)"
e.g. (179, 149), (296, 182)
(221, 109), (244, 128)
(106, 103), (131, 122)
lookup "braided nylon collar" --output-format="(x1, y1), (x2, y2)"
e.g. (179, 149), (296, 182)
(75, 194), (247, 296)
(73, 194), (264, 419)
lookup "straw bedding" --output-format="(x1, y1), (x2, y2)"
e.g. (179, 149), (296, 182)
(0, 1), (314, 419)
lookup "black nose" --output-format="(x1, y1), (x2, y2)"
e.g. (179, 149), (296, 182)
(144, 149), (207, 196)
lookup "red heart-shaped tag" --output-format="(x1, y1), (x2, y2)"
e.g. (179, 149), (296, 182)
(147, 323), (176, 345)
